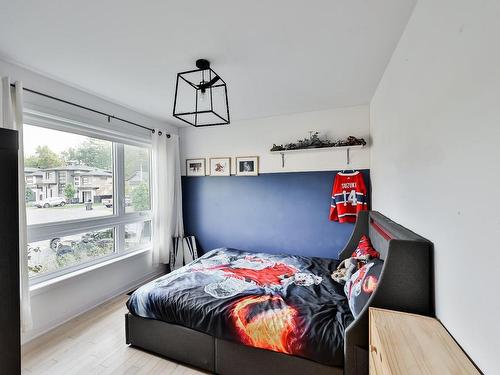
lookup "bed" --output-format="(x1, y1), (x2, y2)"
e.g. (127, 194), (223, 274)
(125, 211), (434, 375)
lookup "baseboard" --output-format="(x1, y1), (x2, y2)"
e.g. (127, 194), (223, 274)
(21, 268), (166, 350)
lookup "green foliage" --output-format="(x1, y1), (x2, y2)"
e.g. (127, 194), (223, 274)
(131, 183), (150, 211)
(25, 145), (64, 169)
(27, 245), (43, 275)
(55, 230), (113, 269)
(25, 187), (35, 202)
(55, 252), (80, 269)
(125, 145), (149, 180)
(63, 184), (76, 201)
(62, 138), (112, 170)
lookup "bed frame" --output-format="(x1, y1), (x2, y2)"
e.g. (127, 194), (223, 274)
(125, 211), (434, 375)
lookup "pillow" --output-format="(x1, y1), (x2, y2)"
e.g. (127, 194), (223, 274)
(351, 235), (379, 259)
(344, 258), (383, 317)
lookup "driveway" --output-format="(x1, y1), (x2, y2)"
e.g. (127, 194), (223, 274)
(27, 204), (112, 225)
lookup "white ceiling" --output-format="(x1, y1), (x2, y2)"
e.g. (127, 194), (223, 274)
(0, 0), (416, 126)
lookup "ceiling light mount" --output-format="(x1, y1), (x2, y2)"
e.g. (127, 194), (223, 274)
(173, 59), (230, 127)
(195, 59), (210, 70)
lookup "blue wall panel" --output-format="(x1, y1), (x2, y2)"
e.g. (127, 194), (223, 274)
(182, 170), (370, 259)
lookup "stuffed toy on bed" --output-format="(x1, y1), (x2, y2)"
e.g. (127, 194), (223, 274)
(331, 257), (358, 284)
(331, 235), (380, 284)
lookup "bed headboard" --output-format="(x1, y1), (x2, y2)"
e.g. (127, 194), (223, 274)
(341, 211), (434, 375)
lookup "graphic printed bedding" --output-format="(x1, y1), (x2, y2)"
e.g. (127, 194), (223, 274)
(127, 248), (354, 366)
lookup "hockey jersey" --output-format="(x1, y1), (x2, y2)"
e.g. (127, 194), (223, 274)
(329, 171), (368, 223)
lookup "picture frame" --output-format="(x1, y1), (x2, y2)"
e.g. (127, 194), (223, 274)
(236, 156), (259, 176)
(209, 157), (231, 176)
(186, 158), (206, 176)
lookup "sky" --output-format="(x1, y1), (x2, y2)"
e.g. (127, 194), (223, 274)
(23, 124), (87, 155)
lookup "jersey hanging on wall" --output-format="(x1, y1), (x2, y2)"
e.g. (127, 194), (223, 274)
(329, 171), (368, 223)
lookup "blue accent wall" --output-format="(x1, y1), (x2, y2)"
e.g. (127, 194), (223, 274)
(182, 170), (370, 259)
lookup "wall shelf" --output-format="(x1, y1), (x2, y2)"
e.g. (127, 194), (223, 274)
(270, 145), (366, 168)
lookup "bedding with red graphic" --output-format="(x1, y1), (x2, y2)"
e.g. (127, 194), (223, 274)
(127, 248), (353, 366)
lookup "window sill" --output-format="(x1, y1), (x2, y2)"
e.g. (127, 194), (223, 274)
(30, 248), (152, 297)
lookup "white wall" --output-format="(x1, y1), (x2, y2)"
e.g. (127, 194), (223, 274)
(370, 1), (500, 373)
(180, 105), (370, 175)
(0, 58), (177, 344)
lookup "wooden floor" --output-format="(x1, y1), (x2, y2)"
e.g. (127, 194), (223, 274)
(22, 295), (208, 375)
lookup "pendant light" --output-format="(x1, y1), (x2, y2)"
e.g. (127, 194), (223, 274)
(173, 59), (230, 127)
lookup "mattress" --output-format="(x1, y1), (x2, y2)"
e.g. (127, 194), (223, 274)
(127, 248), (354, 366)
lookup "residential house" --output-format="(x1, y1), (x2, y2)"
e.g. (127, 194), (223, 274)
(25, 167), (44, 201)
(25, 164), (113, 203)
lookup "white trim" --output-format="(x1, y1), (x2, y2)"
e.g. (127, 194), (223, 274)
(23, 107), (152, 146)
(30, 247), (153, 294)
(22, 265), (165, 346)
(337, 171), (360, 176)
(27, 210), (151, 242)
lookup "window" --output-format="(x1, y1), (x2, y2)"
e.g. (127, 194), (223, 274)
(28, 228), (114, 278)
(24, 121), (152, 283)
(58, 172), (66, 184)
(125, 221), (152, 251)
(24, 126), (113, 225)
(124, 144), (150, 213)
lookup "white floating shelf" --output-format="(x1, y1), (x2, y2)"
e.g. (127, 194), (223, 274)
(270, 145), (365, 154)
(270, 145), (366, 167)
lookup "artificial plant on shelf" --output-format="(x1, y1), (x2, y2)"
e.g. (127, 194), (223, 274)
(270, 132), (366, 152)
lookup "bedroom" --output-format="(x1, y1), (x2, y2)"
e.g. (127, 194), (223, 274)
(0, 0), (497, 374)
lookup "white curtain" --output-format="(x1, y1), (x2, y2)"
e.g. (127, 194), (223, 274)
(1, 77), (32, 332)
(151, 131), (184, 267)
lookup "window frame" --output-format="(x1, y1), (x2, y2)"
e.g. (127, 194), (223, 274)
(24, 111), (153, 285)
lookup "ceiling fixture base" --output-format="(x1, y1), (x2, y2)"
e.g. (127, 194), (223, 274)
(195, 59), (210, 70)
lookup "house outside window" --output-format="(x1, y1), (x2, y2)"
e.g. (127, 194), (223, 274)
(23, 115), (152, 284)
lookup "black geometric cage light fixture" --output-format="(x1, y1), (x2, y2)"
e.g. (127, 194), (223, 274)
(173, 59), (230, 127)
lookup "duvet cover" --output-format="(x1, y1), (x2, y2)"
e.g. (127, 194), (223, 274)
(127, 248), (354, 366)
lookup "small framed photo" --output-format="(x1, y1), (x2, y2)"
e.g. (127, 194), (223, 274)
(236, 156), (259, 176)
(186, 158), (206, 176)
(209, 157), (231, 176)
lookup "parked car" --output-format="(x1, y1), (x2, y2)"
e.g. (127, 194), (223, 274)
(102, 197), (131, 208)
(34, 197), (66, 208)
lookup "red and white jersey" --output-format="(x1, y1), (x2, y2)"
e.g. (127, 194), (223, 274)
(329, 171), (368, 223)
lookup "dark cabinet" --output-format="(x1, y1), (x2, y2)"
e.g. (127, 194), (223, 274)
(0, 128), (20, 374)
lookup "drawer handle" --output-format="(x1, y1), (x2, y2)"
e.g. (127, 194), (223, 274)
(371, 345), (378, 355)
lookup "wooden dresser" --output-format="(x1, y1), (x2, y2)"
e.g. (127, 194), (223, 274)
(369, 307), (480, 375)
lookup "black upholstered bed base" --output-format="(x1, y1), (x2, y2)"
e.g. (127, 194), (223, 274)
(125, 313), (342, 375)
(125, 211), (433, 375)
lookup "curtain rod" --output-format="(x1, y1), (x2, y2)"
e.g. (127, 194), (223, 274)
(10, 83), (171, 138)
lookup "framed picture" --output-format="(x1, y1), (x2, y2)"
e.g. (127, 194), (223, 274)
(236, 156), (259, 176)
(186, 158), (206, 176)
(209, 157), (231, 176)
